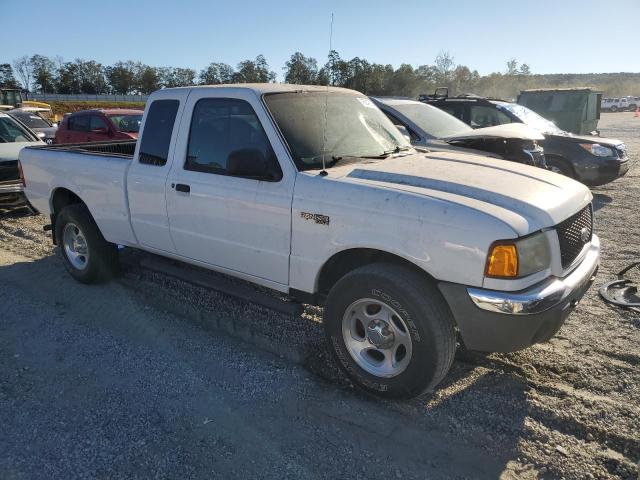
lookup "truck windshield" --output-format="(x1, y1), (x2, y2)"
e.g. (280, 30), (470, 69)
(390, 102), (472, 139)
(499, 103), (564, 135)
(264, 92), (410, 170)
(0, 115), (39, 143)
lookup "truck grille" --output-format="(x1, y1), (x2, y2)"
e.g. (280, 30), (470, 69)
(556, 205), (593, 268)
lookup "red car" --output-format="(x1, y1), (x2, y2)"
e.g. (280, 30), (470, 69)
(54, 108), (143, 144)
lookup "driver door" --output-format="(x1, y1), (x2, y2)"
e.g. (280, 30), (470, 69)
(166, 90), (294, 287)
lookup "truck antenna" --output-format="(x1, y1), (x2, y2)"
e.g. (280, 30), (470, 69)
(319, 13), (334, 177)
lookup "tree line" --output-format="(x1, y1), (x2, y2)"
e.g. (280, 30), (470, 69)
(1, 51), (637, 99)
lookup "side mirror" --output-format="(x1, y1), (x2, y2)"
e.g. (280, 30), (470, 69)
(395, 125), (412, 143)
(227, 148), (281, 181)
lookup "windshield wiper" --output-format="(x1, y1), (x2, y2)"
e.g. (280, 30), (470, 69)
(331, 146), (412, 163)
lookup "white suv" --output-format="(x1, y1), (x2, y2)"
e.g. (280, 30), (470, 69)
(602, 97), (631, 112)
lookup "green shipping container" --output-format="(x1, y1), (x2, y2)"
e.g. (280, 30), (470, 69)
(517, 88), (602, 135)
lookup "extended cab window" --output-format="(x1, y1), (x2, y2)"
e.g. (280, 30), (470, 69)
(185, 98), (274, 175)
(138, 100), (179, 166)
(68, 115), (89, 132)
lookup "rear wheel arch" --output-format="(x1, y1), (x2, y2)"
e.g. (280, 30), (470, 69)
(50, 188), (89, 244)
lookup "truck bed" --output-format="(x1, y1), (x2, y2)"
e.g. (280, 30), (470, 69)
(20, 140), (139, 246)
(32, 140), (137, 158)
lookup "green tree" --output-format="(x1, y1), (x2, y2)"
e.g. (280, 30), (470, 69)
(137, 65), (160, 94)
(283, 52), (318, 84)
(30, 54), (57, 93)
(199, 62), (234, 84)
(105, 61), (138, 94)
(233, 55), (276, 83)
(0, 63), (20, 88)
(519, 63), (531, 75)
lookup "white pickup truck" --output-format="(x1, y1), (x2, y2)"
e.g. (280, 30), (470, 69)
(20, 84), (600, 398)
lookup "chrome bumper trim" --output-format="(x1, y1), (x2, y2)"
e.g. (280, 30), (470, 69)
(467, 235), (600, 315)
(0, 182), (22, 194)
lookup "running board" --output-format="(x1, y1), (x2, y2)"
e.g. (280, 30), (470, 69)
(126, 252), (304, 317)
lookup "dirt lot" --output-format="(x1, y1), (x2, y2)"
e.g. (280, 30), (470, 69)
(0, 112), (638, 479)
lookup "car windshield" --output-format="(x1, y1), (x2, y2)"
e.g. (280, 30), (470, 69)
(12, 112), (50, 129)
(390, 102), (472, 138)
(108, 114), (143, 133)
(0, 115), (39, 143)
(498, 103), (564, 135)
(264, 91), (411, 170)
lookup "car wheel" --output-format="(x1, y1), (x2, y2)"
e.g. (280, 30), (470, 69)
(323, 263), (456, 399)
(610, 105), (618, 112)
(546, 157), (575, 178)
(56, 204), (118, 284)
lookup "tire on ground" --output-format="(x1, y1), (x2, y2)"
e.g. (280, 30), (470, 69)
(323, 262), (456, 399)
(55, 204), (119, 284)
(546, 156), (575, 179)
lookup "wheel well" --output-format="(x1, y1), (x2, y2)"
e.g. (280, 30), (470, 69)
(545, 154), (576, 177)
(317, 248), (434, 296)
(50, 188), (85, 244)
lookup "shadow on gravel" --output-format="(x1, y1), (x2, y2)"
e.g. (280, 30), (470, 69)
(0, 253), (520, 479)
(592, 193), (613, 212)
(112, 249), (530, 468)
(0, 206), (35, 220)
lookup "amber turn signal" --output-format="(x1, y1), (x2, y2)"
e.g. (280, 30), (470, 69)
(486, 244), (518, 278)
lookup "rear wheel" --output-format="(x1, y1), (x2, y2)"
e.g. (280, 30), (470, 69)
(323, 263), (456, 398)
(56, 204), (118, 283)
(610, 105), (618, 112)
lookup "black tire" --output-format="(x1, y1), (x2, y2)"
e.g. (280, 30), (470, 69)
(55, 204), (118, 284)
(323, 263), (456, 399)
(610, 105), (618, 112)
(546, 156), (575, 179)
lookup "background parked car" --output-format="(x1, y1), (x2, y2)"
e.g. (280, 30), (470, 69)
(372, 97), (546, 168)
(425, 95), (629, 186)
(601, 97), (631, 112)
(9, 108), (58, 144)
(0, 112), (44, 207)
(54, 108), (143, 144)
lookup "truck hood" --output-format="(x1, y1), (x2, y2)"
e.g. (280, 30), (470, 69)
(441, 123), (544, 141)
(320, 151), (592, 236)
(0, 141), (44, 163)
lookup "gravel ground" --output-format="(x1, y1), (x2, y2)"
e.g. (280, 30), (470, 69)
(0, 112), (638, 479)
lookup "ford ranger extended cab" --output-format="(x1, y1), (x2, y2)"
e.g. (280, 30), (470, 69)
(19, 84), (600, 398)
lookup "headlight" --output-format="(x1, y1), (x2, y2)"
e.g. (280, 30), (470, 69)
(579, 143), (614, 157)
(485, 232), (551, 278)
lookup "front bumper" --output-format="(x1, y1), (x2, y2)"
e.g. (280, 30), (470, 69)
(439, 235), (600, 352)
(580, 157), (629, 186)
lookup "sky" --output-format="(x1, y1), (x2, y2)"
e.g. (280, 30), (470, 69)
(3, 0), (639, 81)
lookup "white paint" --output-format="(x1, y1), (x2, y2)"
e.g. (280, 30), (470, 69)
(20, 85), (594, 297)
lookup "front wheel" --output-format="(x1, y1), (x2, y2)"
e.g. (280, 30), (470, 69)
(323, 263), (456, 399)
(610, 105), (618, 112)
(55, 204), (118, 284)
(546, 157), (575, 178)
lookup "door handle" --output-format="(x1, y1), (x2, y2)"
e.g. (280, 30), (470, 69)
(174, 183), (191, 193)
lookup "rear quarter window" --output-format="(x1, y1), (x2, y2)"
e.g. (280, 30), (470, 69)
(138, 100), (180, 166)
